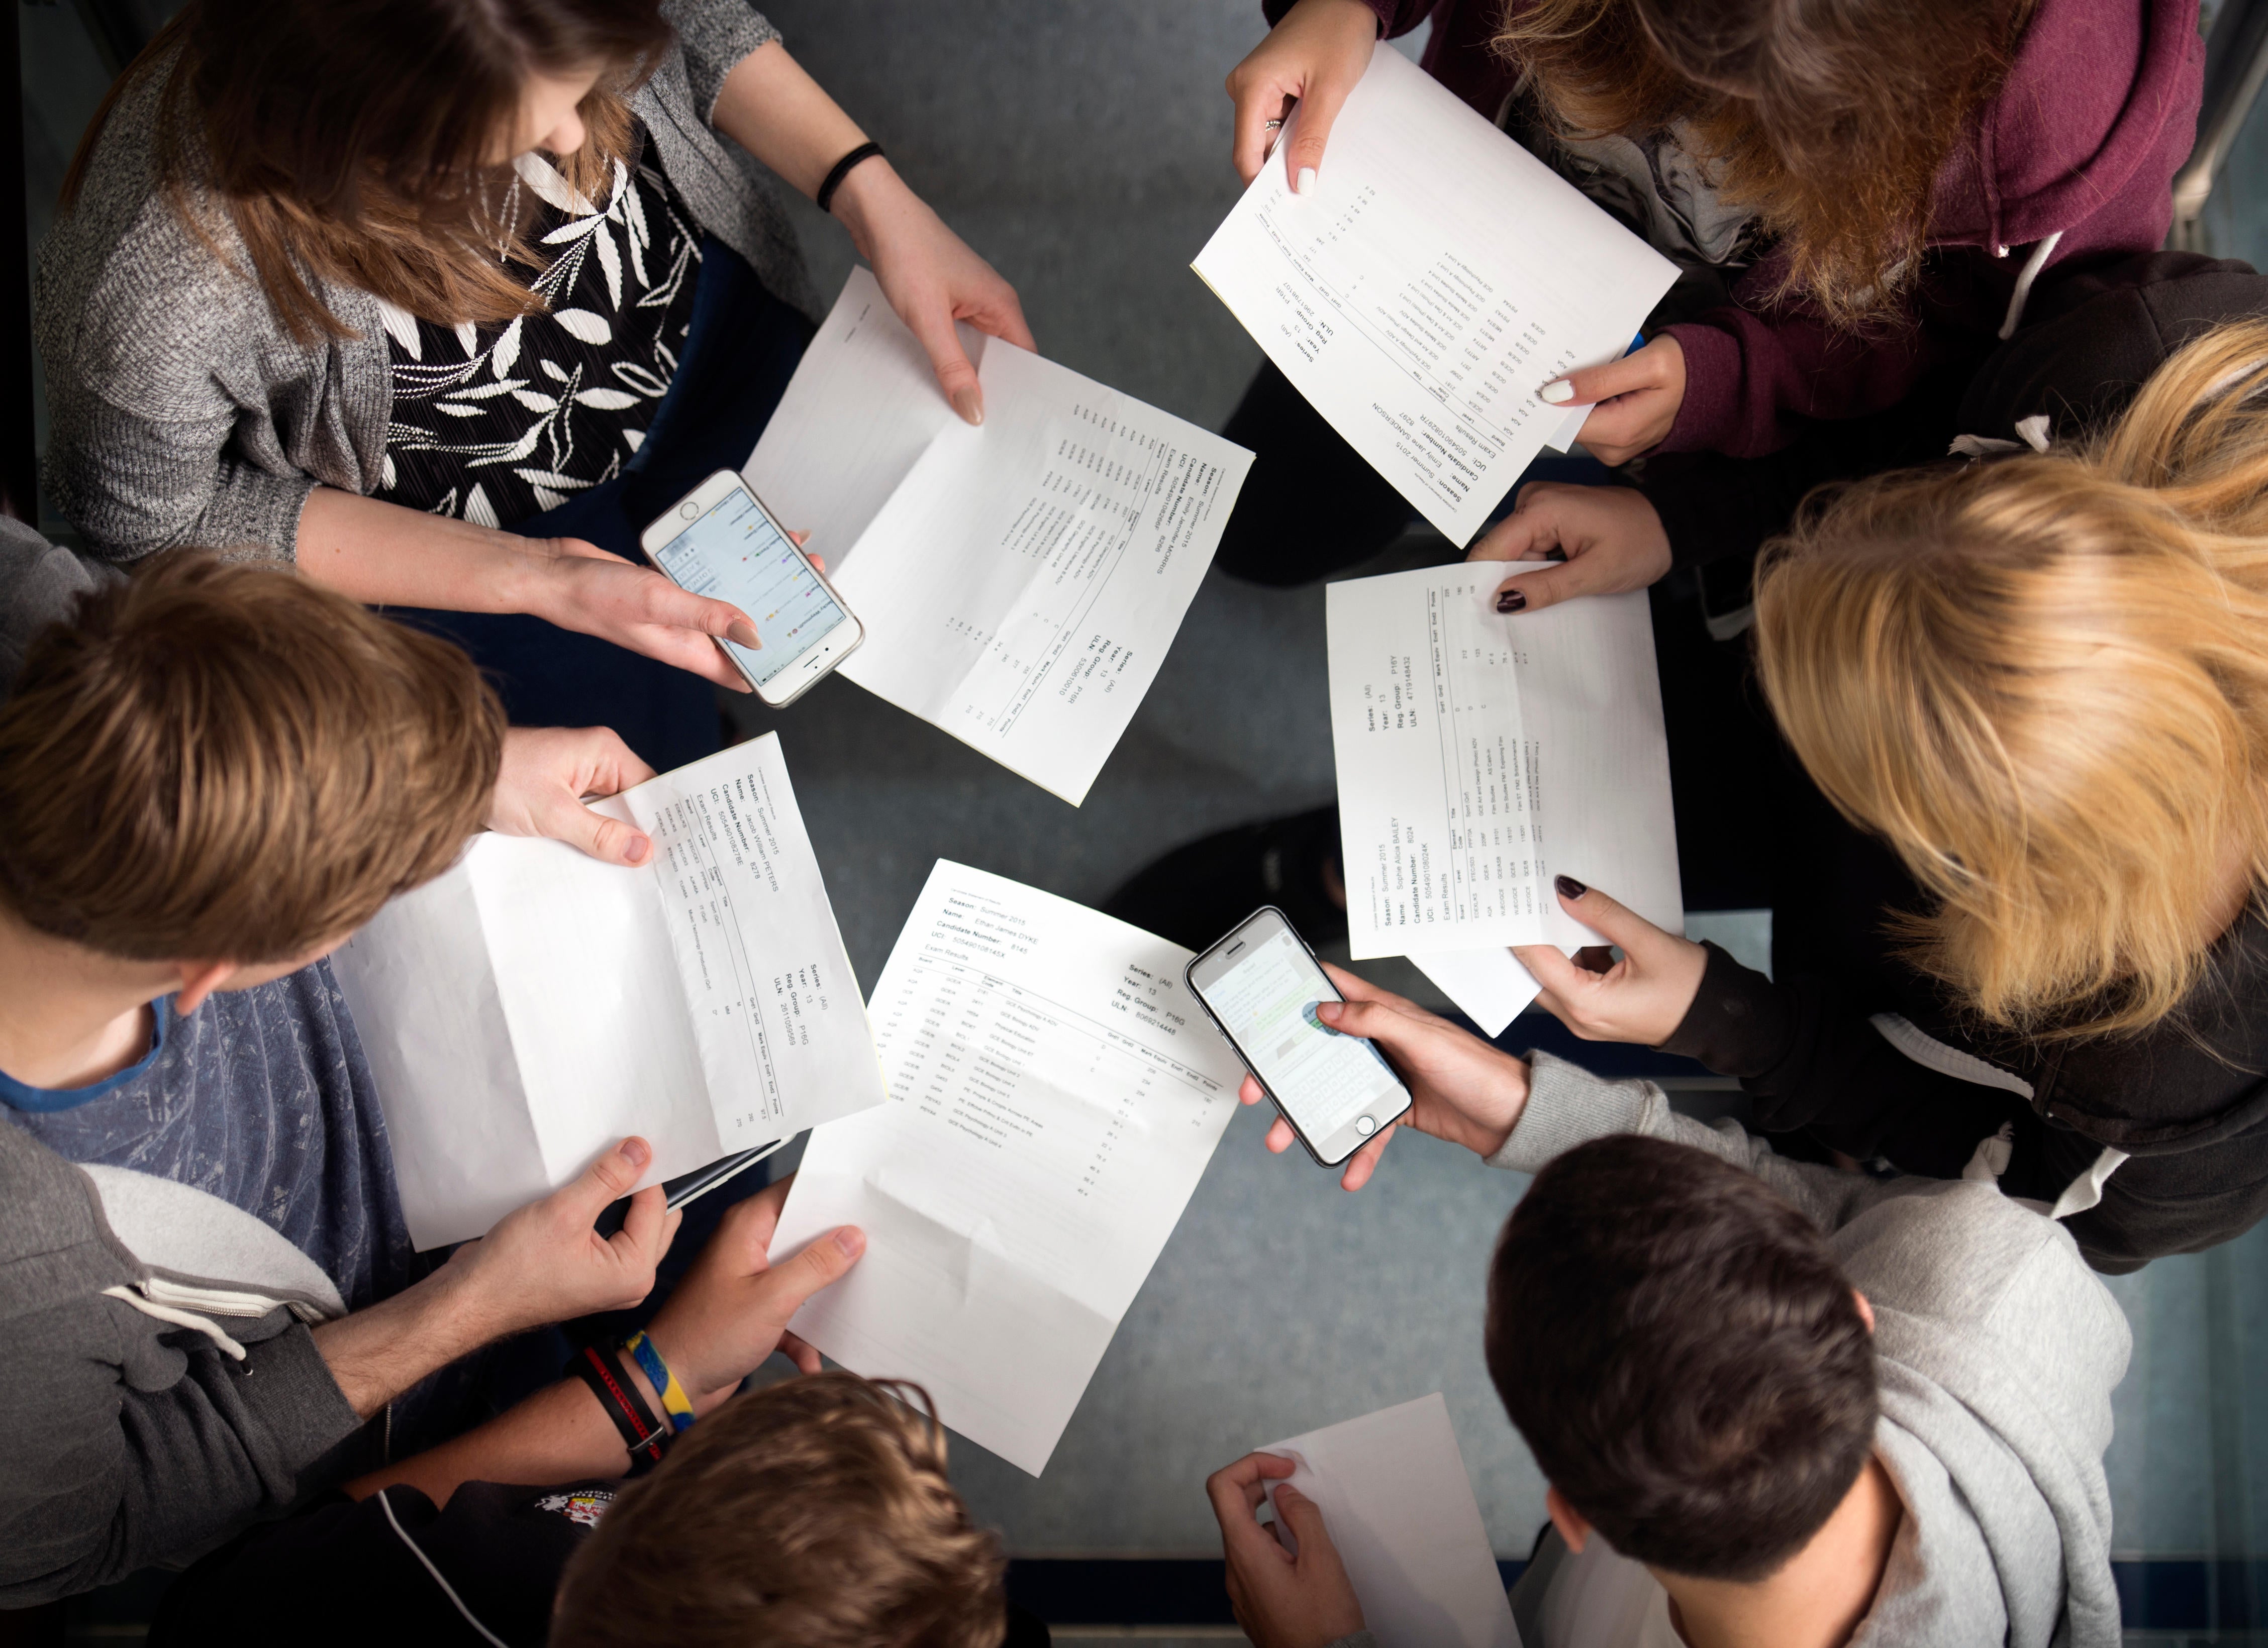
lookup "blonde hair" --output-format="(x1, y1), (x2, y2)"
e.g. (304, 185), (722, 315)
(553, 1374), (1008, 1648)
(1753, 319), (2268, 1040)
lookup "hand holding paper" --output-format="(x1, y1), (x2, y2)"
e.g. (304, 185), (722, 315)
(1513, 880), (1710, 1049)
(1226, 1394), (1521, 1648)
(1207, 1451), (1369, 1648)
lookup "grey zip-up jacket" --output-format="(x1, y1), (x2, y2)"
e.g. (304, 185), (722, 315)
(1329, 1053), (2129, 1648)
(34, 0), (818, 565)
(0, 1117), (361, 1604)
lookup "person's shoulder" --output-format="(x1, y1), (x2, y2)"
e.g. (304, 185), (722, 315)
(0, 1122), (121, 1318)
(1837, 1177), (2091, 1324)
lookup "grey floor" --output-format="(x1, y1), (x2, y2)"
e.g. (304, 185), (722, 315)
(734, 0), (2268, 1596)
(17, 0), (2268, 1632)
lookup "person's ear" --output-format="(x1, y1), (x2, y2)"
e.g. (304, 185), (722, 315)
(170, 960), (238, 1017)
(1545, 1484), (1594, 1555)
(1853, 1288), (1876, 1334)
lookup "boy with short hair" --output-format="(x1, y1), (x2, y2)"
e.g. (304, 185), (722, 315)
(1208, 972), (2128, 1648)
(0, 551), (682, 1602)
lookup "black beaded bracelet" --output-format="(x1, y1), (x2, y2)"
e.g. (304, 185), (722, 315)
(565, 1344), (670, 1471)
(816, 140), (885, 216)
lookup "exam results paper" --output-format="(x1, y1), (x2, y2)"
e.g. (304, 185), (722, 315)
(1326, 564), (1682, 962)
(1192, 43), (1676, 546)
(769, 861), (1243, 1476)
(335, 735), (884, 1249)
(745, 268), (1253, 806)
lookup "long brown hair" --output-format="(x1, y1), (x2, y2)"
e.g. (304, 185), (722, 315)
(1754, 321), (2268, 1040)
(62, 0), (674, 343)
(1497, 0), (2035, 328)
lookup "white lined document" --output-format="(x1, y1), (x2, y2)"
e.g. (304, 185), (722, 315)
(1328, 564), (1682, 960)
(334, 736), (884, 1248)
(769, 861), (1241, 1475)
(1193, 43), (1676, 546)
(746, 269), (1253, 805)
(1259, 1394), (1521, 1648)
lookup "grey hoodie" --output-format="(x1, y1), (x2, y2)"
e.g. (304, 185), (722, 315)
(0, 1117), (361, 1603)
(1329, 1053), (2128, 1648)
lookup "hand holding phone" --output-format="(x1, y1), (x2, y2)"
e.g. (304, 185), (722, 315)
(640, 470), (864, 707)
(1186, 907), (1414, 1168)
(1242, 966), (1534, 1190)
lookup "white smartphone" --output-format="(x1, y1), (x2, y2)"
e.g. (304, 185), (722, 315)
(640, 469), (864, 707)
(1185, 906), (1414, 1168)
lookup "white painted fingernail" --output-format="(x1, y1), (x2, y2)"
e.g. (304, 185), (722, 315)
(1538, 380), (1575, 404)
(1296, 166), (1317, 197)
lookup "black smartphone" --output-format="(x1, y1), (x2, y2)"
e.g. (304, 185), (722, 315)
(1184, 906), (1414, 1167)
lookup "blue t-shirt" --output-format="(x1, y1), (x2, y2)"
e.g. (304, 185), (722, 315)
(0, 959), (413, 1310)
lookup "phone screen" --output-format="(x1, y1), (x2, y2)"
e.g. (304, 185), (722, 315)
(1195, 922), (1405, 1146)
(650, 487), (848, 688)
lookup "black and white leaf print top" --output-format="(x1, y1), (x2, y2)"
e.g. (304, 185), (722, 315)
(371, 125), (704, 530)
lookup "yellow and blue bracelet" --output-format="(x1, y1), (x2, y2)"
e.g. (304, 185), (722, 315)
(622, 1330), (698, 1433)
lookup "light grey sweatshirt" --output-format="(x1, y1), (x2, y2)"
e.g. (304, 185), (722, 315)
(1330, 1053), (2129, 1648)
(34, 0), (817, 565)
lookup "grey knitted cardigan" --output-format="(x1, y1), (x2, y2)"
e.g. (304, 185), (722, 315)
(34, 0), (821, 566)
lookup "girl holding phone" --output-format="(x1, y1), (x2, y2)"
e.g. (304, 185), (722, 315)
(40, 0), (1031, 767)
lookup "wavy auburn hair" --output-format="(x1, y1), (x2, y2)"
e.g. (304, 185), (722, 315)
(1496, 0), (2033, 328)
(1754, 321), (2268, 1041)
(62, 0), (672, 343)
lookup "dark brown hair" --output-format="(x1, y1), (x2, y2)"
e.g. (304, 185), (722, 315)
(62, 0), (674, 343)
(1497, 0), (2035, 327)
(1486, 1136), (1877, 1581)
(554, 1374), (1008, 1648)
(0, 552), (502, 963)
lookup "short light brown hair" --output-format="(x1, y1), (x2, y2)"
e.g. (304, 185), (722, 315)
(0, 551), (502, 962)
(554, 1373), (1008, 1648)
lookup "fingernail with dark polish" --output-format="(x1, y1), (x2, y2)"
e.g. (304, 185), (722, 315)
(1555, 874), (1588, 900)
(1496, 588), (1526, 613)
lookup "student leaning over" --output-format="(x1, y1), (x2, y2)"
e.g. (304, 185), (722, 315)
(36, 0), (1028, 767)
(1480, 321), (2268, 1272)
(1209, 972), (2126, 1648)
(0, 551), (700, 1603)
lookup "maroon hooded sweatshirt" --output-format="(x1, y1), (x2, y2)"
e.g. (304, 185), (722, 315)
(1263, 0), (2204, 458)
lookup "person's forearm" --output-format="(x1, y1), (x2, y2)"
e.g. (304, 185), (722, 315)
(345, 1379), (630, 1505)
(710, 39), (869, 200)
(707, 40), (925, 269)
(297, 486), (552, 614)
(311, 1266), (506, 1419)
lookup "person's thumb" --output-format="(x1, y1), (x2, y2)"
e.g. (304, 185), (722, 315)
(1280, 61), (1361, 193)
(1511, 942), (1589, 999)
(1466, 507), (1552, 564)
(1272, 1487), (1339, 1566)
(556, 1136), (652, 1223)
(904, 301), (984, 426)
(1314, 996), (1398, 1047)
(1538, 348), (1660, 409)
(755, 1225), (866, 1322)
(1550, 877), (1665, 952)
(1491, 556), (1608, 615)
(537, 787), (652, 867)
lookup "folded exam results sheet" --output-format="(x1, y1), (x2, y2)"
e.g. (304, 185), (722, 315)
(745, 269), (1254, 806)
(1260, 1394), (1521, 1648)
(769, 861), (1242, 1475)
(1327, 564), (1682, 972)
(334, 735), (884, 1249)
(1193, 43), (1676, 546)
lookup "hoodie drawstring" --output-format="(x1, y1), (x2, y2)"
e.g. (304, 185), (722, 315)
(1997, 231), (2064, 340)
